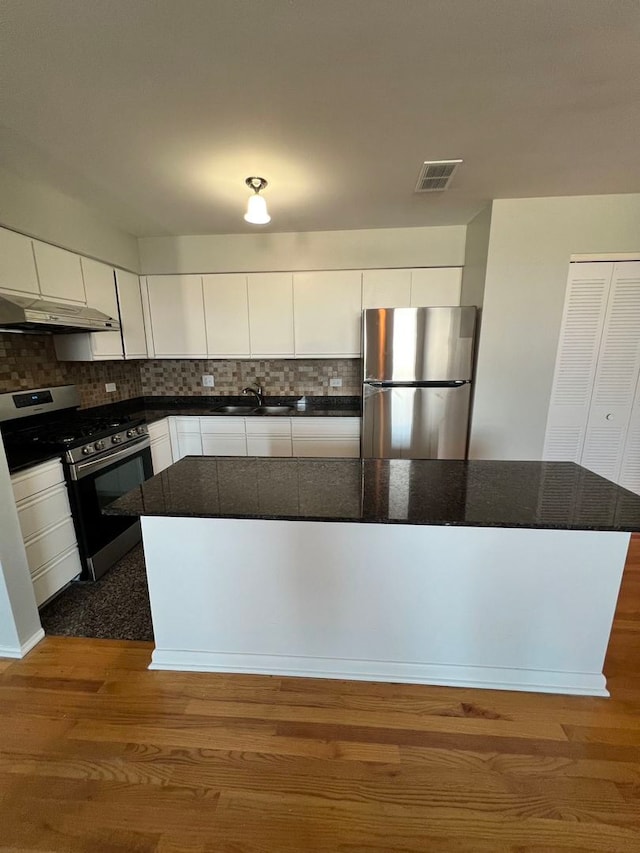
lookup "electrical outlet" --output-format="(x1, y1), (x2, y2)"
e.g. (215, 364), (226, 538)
(105, 382), (117, 393)
(329, 377), (343, 387)
(202, 374), (215, 388)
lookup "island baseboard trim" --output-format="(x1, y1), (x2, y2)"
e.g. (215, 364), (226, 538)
(0, 628), (45, 660)
(149, 650), (609, 697)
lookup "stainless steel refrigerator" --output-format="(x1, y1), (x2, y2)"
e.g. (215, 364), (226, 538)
(361, 306), (477, 459)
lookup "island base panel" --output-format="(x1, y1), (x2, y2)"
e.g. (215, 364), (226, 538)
(141, 517), (630, 696)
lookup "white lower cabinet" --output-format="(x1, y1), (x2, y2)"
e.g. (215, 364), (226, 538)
(291, 418), (361, 457)
(11, 459), (82, 607)
(245, 418), (292, 457)
(168, 414), (361, 458)
(170, 416), (203, 460)
(148, 418), (174, 474)
(201, 417), (247, 456)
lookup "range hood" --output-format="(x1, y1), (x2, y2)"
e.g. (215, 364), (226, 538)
(0, 293), (121, 334)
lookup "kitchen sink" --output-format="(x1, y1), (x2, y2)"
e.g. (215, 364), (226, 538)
(213, 405), (257, 414)
(252, 406), (294, 415)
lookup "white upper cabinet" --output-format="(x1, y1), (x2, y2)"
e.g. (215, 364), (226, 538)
(0, 228), (40, 296)
(203, 274), (251, 358)
(410, 267), (462, 306)
(33, 241), (86, 303)
(293, 271), (362, 358)
(362, 269), (411, 309)
(146, 275), (207, 358)
(116, 270), (148, 359)
(81, 258), (122, 358)
(247, 273), (294, 357)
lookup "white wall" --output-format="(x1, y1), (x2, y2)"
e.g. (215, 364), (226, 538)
(138, 224), (466, 274)
(461, 204), (492, 308)
(470, 194), (640, 460)
(0, 166), (139, 272)
(0, 439), (42, 657)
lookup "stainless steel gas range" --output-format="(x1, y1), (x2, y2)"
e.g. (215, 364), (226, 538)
(0, 385), (153, 581)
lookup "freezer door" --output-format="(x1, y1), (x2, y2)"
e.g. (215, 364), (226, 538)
(361, 383), (471, 459)
(363, 306), (476, 382)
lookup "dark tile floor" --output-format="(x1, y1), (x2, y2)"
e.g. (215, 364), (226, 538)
(39, 544), (154, 641)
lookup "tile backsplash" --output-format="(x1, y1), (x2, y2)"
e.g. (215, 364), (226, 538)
(0, 334), (142, 409)
(1, 333), (361, 409)
(140, 358), (362, 397)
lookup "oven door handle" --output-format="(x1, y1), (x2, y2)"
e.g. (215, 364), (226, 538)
(70, 437), (151, 481)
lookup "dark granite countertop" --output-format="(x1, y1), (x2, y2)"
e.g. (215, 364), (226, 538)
(103, 457), (640, 532)
(88, 395), (361, 426)
(4, 446), (64, 475)
(3, 396), (360, 474)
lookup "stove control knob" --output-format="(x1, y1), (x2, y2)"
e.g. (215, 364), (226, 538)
(126, 428), (137, 438)
(137, 425), (146, 435)
(94, 440), (105, 451)
(111, 434), (122, 444)
(82, 445), (93, 455)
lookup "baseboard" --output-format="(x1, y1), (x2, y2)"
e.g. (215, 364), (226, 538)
(0, 628), (46, 660)
(150, 649), (609, 697)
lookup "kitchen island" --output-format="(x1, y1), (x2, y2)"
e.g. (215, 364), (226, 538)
(105, 457), (640, 696)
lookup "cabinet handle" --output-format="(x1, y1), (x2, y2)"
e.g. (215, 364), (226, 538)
(605, 413), (613, 421)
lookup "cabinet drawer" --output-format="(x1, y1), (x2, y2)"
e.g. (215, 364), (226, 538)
(25, 518), (77, 576)
(17, 484), (72, 541)
(173, 416), (200, 432)
(245, 418), (292, 437)
(147, 417), (170, 441)
(32, 546), (82, 608)
(11, 459), (65, 503)
(291, 417), (361, 438)
(200, 417), (246, 436)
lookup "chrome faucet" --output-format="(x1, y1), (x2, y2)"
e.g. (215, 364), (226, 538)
(241, 385), (264, 406)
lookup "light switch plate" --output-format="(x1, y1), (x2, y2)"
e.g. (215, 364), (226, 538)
(105, 382), (117, 393)
(329, 377), (343, 387)
(202, 374), (215, 387)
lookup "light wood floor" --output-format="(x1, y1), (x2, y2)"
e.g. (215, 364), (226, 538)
(1, 540), (640, 852)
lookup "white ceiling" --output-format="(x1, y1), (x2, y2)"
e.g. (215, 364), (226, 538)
(1, 0), (639, 237)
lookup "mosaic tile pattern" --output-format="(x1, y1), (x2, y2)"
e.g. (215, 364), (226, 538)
(140, 358), (362, 397)
(1, 332), (361, 410)
(0, 333), (143, 409)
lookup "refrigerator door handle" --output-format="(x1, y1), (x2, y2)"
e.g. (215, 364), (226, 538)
(364, 380), (468, 388)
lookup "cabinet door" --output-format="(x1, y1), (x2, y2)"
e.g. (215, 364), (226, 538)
(410, 268), (462, 307)
(620, 381), (640, 496)
(203, 274), (250, 357)
(581, 262), (640, 481)
(0, 228), (39, 296)
(293, 271), (362, 357)
(291, 417), (361, 457)
(247, 273), (294, 357)
(80, 258), (123, 358)
(543, 263), (614, 462)
(245, 418), (292, 457)
(146, 275), (207, 357)
(176, 432), (203, 460)
(33, 241), (86, 303)
(116, 270), (148, 358)
(151, 437), (174, 474)
(201, 417), (247, 456)
(362, 269), (411, 309)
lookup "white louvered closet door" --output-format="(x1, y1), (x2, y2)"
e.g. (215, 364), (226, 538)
(620, 378), (640, 495)
(581, 262), (640, 482)
(543, 263), (613, 462)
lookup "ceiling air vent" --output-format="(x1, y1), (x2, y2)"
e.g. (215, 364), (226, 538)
(414, 159), (462, 193)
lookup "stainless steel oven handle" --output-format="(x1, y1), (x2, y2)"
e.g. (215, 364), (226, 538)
(70, 437), (151, 481)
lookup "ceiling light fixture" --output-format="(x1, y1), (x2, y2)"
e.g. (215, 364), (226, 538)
(244, 176), (270, 225)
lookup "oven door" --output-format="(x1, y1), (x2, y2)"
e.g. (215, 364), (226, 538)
(67, 438), (153, 580)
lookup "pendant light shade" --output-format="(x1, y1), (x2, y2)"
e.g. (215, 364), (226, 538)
(244, 177), (271, 224)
